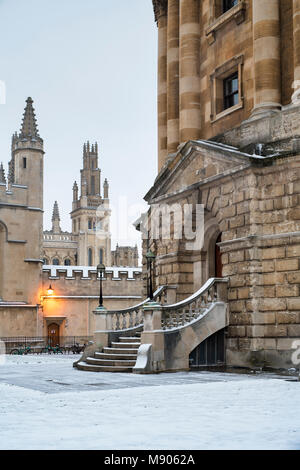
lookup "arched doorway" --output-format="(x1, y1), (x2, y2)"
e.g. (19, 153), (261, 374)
(215, 233), (223, 278)
(48, 323), (60, 346)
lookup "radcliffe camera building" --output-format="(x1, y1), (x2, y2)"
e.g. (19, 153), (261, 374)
(140, 0), (300, 369)
(1, 0), (300, 372)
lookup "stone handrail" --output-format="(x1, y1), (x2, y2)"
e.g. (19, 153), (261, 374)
(160, 277), (228, 330)
(102, 285), (168, 332)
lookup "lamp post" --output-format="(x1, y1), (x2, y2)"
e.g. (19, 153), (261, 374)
(97, 263), (106, 308)
(146, 250), (156, 301)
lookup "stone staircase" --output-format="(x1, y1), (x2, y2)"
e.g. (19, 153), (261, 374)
(76, 334), (141, 372)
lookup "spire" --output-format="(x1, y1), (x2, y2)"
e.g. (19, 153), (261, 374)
(51, 201), (61, 233)
(52, 201), (60, 221)
(20, 97), (39, 139)
(0, 163), (6, 184)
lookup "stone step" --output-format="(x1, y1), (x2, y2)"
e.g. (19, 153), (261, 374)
(103, 347), (139, 355)
(86, 357), (136, 367)
(95, 352), (138, 360)
(76, 362), (133, 373)
(111, 342), (140, 349)
(119, 337), (141, 343)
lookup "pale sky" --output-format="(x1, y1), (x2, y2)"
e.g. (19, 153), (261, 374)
(0, 0), (158, 249)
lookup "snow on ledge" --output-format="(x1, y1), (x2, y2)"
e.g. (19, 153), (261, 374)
(42, 265), (142, 280)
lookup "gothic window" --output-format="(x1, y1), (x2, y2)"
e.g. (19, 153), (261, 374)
(99, 248), (104, 264)
(223, 72), (239, 110)
(64, 259), (71, 266)
(88, 248), (93, 266)
(43, 258), (49, 265)
(88, 219), (92, 230)
(91, 176), (95, 195)
(52, 258), (60, 265)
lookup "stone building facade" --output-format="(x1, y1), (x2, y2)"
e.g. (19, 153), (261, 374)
(143, 0), (300, 369)
(0, 98), (142, 340)
(42, 142), (138, 268)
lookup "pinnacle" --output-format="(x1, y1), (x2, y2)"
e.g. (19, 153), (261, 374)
(0, 163), (6, 184)
(20, 97), (40, 139)
(52, 201), (60, 221)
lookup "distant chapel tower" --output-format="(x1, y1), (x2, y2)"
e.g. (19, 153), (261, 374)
(71, 142), (111, 266)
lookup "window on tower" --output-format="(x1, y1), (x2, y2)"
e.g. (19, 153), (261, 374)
(223, 0), (238, 13)
(88, 248), (93, 266)
(91, 176), (95, 195)
(23, 157), (27, 169)
(52, 258), (60, 266)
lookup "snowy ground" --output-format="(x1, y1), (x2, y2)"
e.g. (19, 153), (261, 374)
(0, 354), (299, 450)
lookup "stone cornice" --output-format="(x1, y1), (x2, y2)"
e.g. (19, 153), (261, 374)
(152, 0), (168, 23)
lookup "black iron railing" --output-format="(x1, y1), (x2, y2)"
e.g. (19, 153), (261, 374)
(0, 336), (93, 354)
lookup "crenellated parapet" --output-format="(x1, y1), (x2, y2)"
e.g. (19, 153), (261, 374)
(42, 265), (143, 299)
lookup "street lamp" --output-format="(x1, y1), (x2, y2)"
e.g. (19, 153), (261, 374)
(97, 263), (106, 308)
(146, 250), (156, 301)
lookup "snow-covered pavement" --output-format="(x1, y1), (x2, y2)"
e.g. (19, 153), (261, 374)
(0, 355), (299, 450)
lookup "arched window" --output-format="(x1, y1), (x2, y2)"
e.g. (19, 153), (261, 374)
(64, 259), (71, 266)
(88, 248), (93, 266)
(43, 258), (49, 265)
(99, 248), (104, 264)
(52, 258), (60, 266)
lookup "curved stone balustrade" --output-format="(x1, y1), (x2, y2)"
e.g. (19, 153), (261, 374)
(161, 278), (229, 330)
(104, 285), (168, 332)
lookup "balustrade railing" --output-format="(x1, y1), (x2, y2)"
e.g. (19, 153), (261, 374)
(106, 285), (168, 332)
(161, 278), (228, 330)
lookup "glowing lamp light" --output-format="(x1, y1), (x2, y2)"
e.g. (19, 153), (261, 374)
(47, 285), (54, 296)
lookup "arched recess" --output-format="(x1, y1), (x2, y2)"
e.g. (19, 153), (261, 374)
(0, 221), (7, 300)
(88, 248), (93, 266)
(193, 216), (221, 290)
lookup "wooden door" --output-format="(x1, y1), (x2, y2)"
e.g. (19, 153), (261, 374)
(48, 323), (60, 346)
(215, 233), (223, 278)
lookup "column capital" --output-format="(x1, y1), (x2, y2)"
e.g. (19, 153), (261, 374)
(153, 0), (168, 24)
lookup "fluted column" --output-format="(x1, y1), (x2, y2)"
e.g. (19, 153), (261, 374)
(167, 0), (180, 154)
(292, 0), (300, 103)
(157, 5), (168, 172)
(179, 0), (201, 143)
(251, 0), (281, 116)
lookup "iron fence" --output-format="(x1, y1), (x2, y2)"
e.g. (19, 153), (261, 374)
(0, 336), (93, 354)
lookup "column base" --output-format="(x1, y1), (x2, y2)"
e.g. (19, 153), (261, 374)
(248, 103), (282, 122)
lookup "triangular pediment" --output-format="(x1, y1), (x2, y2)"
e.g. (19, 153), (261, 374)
(145, 140), (253, 202)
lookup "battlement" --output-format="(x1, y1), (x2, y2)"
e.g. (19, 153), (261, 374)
(42, 265), (142, 281)
(0, 183), (30, 207)
(42, 265), (143, 299)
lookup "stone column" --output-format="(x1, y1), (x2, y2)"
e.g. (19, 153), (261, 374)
(179, 0), (201, 143)
(157, 5), (168, 172)
(292, 0), (300, 103)
(251, 0), (281, 116)
(167, 0), (180, 154)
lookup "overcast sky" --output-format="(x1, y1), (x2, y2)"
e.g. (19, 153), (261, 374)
(0, 0), (157, 249)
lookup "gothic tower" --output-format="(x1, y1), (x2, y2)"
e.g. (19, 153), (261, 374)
(0, 97), (44, 302)
(71, 141), (111, 266)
